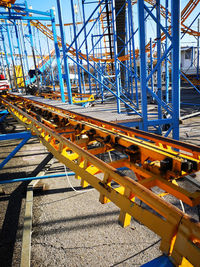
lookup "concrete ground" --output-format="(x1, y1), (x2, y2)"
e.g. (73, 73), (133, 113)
(0, 84), (200, 266)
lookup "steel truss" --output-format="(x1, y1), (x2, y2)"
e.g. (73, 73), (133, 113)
(0, 1), (66, 99)
(0, 1), (200, 137)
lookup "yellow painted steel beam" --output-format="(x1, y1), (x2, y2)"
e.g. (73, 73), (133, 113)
(1, 94), (200, 266)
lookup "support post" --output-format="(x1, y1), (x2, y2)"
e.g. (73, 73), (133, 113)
(111, 0), (121, 113)
(56, 0), (72, 104)
(82, 0), (92, 94)
(138, 0), (148, 130)
(171, 0), (180, 140)
(128, 0), (138, 107)
(156, 0), (162, 134)
(165, 0), (169, 103)
(150, 38), (154, 96)
(50, 8), (66, 103)
(70, 0), (82, 95)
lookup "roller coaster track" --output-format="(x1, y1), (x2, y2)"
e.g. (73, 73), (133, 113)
(145, 0), (200, 37)
(3, 0), (198, 74)
(28, 0), (200, 69)
(1, 93), (200, 266)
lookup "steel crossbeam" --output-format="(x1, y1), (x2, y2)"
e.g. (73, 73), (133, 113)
(0, 93), (200, 266)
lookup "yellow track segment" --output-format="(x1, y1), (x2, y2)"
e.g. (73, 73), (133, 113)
(40, 92), (95, 104)
(1, 93), (200, 266)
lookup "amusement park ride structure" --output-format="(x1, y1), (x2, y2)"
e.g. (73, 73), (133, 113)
(0, 0), (199, 137)
(0, 0), (200, 266)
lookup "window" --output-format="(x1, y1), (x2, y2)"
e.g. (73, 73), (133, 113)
(185, 50), (191, 60)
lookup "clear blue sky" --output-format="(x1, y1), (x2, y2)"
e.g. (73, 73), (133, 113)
(5, 0), (200, 63)
(19, 0), (200, 47)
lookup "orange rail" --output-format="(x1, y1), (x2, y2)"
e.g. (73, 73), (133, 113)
(0, 0), (15, 7)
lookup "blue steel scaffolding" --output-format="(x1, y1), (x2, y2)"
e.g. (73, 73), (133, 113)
(0, 0), (200, 140)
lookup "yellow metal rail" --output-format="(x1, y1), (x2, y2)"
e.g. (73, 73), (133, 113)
(1, 93), (200, 266)
(40, 92), (95, 105)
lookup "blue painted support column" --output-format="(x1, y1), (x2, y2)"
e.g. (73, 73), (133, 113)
(56, 0), (72, 104)
(5, 19), (18, 90)
(46, 34), (55, 91)
(165, 0), (169, 103)
(191, 46), (194, 67)
(50, 9), (65, 103)
(98, 62), (104, 102)
(197, 19), (200, 80)
(81, 57), (85, 94)
(127, 0), (133, 100)
(14, 21), (26, 92)
(70, 0), (82, 95)
(128, 0), (139, 107)
(171, 0), (180, 140)
(0, 27), (12, 89)
(0, 132), (32, 170)
(69, 25), (78, 90)
(82, 0), (92, 94)
(111, 0), (121, 113)
(156, 0), (162, 134)
(91, 34), (98, 94)
(138, 0), (148, 131)
(150, 38), (154, 96)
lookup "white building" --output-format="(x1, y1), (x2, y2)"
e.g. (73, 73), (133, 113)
(181, 46), (200, 75)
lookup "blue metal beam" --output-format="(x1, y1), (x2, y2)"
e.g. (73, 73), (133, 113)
(0, 132), (33, 170)
(0, 172), (75, 184)
(171, 0), (181, 140)
(156, 0), (162, 134)
(70, 0), (82, 95)
(111, 0), (121, 113)
(56, 0), (72, 104)
(138, 0), (148, 130)
(50, 8), (66, 103)
(165, 0), (169, 103)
